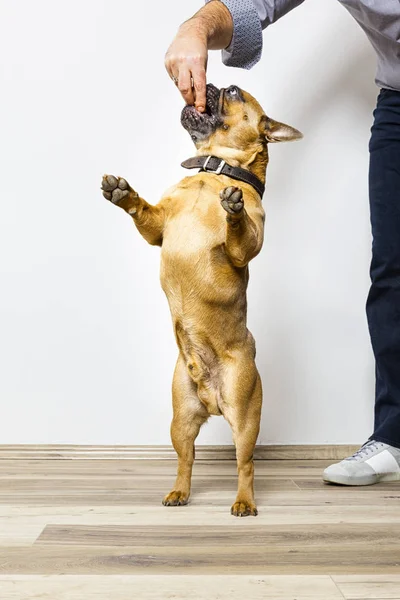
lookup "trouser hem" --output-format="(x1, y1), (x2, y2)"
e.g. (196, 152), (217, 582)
(368, 434), (400, 450)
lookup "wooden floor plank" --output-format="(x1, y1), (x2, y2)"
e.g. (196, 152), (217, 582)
(35, 523), (400, 548)
(3, 503), (400, 524)
(332, 575), (400, 599)
(1, 544), (399, 574)
(0, 575), (344, 599)
(1, 487), (399, 507)
(1, 504), (400, 526)
(296, 479), (400, 491)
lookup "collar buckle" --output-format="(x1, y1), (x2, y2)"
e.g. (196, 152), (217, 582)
(203, 156), (226, 175)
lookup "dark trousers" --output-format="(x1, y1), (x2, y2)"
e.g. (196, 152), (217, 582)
(367, 88), (400, 448)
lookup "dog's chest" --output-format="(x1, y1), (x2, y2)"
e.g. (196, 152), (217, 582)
(162, 193), (225, 257)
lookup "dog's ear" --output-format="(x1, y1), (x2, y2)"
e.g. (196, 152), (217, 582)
(261, 115), (303, 143)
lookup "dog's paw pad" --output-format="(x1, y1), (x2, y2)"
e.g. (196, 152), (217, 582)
(231, 500), (258, 517)
(220, 186), (244, 215)
(162, 490), (189, 507)
(101, 175), (131, 205)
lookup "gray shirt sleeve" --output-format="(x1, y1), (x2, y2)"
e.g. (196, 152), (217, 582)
(206, 0), (306, 69)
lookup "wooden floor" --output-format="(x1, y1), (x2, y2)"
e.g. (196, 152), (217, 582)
(1, 455), (400, 599)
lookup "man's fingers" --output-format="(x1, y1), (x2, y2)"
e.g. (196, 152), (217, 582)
(164, 54), (177, 84)
(192, 67), (207, 112)
(164, 30), (208, 108)
(178, 68), (195, 106)
(164, 62), (177, 85)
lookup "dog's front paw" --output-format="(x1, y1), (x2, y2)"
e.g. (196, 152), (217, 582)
(220, 186), (244, 219)
(162, 490), (189, 507)
(231, 500), (258, 517)
(101, 174), (139, 215)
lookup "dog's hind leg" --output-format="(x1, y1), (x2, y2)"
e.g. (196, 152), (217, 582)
(162, 354), (209, 507)
(219, 345), (262, 517)
(101, 174), (165, 246)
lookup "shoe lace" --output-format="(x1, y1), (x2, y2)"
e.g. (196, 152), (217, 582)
(346, 440), (384, 461)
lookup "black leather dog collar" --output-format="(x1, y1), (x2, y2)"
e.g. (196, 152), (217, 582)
(181, 155), (265, 198)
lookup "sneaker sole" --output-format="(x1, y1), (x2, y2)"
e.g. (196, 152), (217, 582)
(323, 471), (400, 486)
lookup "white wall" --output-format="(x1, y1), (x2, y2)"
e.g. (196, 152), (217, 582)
(0, 0), (378, 445)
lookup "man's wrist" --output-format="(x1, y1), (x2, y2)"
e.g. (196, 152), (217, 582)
(178, 19), (208, 46)
(179, 1), (233, 50)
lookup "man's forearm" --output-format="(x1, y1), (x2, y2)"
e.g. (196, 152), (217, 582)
(180, 1), (233, 51)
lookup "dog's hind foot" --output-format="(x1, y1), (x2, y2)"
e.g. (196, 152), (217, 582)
(162, 490), (189, 507)
(231, 499), (258, 517)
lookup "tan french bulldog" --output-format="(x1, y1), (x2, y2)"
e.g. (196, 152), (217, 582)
(101, 84), (302, 516)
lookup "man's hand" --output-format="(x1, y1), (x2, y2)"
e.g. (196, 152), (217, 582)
(165, 23), (208, 112)
(165, 1), (233, 113)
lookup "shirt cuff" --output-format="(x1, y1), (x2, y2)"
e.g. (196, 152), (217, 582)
(206, 0), (263, 70)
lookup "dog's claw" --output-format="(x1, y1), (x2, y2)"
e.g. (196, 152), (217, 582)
(162, 490), (189, 507)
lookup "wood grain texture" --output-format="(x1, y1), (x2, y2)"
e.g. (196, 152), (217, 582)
(0, 453), (399, 599)
(0, 575), (344, 599)
(1, 543), (399, 574)
(2, 504), (400, 528)
(36, 523), (400, 548)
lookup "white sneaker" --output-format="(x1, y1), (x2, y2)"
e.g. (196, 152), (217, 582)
(323, 440), (400, 486)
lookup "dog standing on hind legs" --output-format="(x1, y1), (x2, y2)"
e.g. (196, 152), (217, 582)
(101, 84), (302, 516)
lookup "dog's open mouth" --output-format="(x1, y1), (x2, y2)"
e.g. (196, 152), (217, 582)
(181, 83), (223, 141)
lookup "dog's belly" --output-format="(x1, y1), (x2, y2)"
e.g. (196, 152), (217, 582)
(160, 213), (250, 416)
(175, 320), (223, 415)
